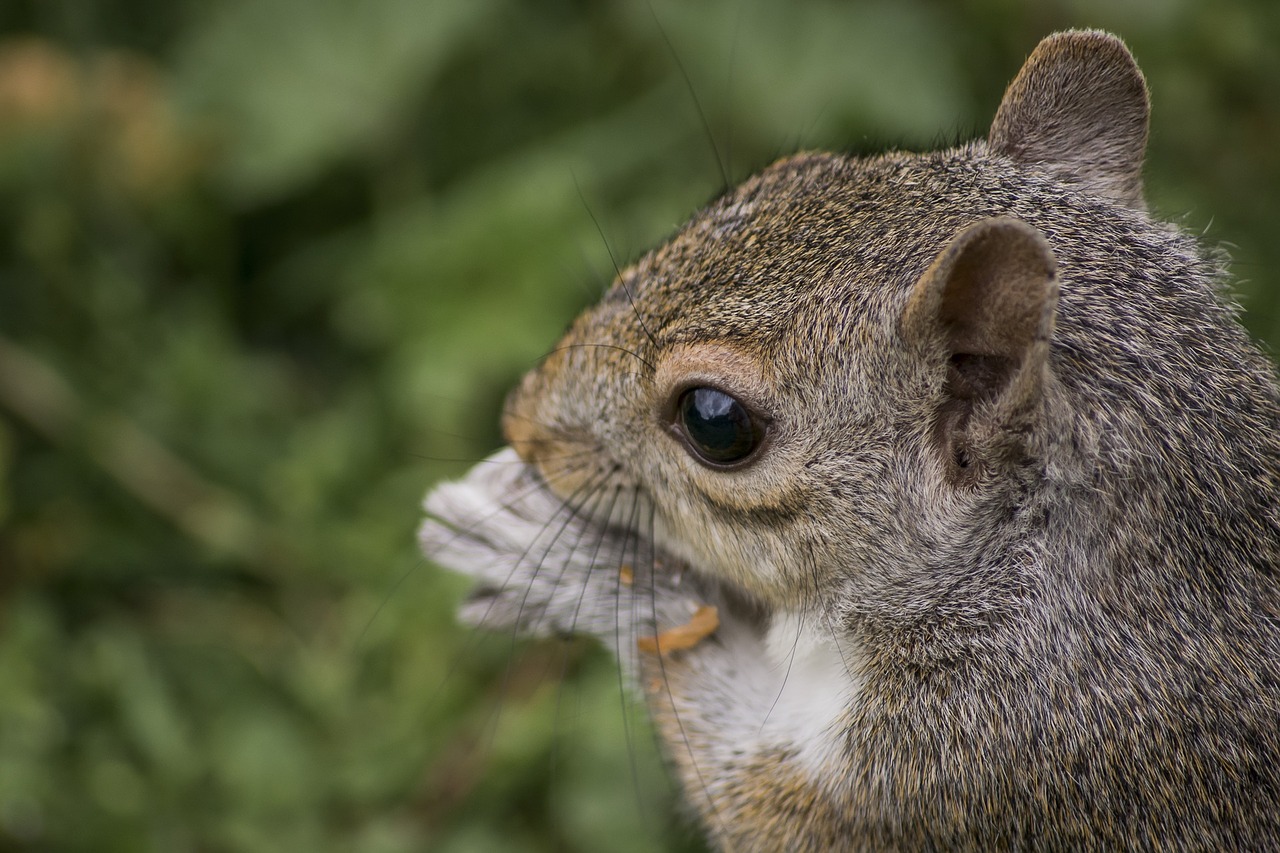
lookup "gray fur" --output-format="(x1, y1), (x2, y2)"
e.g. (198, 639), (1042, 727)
(421, 30), (1280, 850)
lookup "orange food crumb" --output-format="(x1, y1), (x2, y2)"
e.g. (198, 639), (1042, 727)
(637, 605), (719, 655)
(618, 564), (633, 586)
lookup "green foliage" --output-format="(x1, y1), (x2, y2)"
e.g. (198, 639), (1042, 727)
(0, 0), (1277, 849)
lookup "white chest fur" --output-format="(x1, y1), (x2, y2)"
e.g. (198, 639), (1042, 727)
(747, 611), (862, 775)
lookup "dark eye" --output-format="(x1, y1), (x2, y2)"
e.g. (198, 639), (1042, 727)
(676, 387), (763, 466)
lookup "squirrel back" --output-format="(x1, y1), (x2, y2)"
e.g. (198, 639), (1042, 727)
(422, 30), (1280, 849)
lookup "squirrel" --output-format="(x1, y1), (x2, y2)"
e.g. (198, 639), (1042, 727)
(420, 30), (1280, 850)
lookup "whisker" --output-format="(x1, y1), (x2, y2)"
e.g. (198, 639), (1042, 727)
(489, 468), (638, 812)
(538, 339), (655, 380)
(470, 466), (618, 763)
(636, 492), (686, 831)
(522, 472), (621, 639)
(360, 457), (573, 652)
(571, 174), (659, 350)
(501, 396), (648, 441)
(647, 1), (729, 191)
(406, 450), (518, 465)
(545, 342), (654, 368)
(723, 0), (748, 183)
(566, 481), (628, 636)
(821, 605), (859, 687)
(571, 170), (625, 287)
(465, 464), (615, 801)
(644, 510), (730, 841)
(494, 444), (600, 471)
(502, 468), (614, 635)
(405, 460), (603, 724)
(760, 612), (803, 732)
(547, 634), (590, 800)
(614, 485), (652, 824)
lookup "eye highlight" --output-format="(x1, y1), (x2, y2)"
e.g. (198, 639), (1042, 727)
(675, 387), (764, 467)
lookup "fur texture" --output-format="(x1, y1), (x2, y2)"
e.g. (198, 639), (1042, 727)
(422, 30), (1280, 850)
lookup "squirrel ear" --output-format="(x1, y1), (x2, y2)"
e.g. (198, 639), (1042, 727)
(988, 30), (1149, 210)
(901, 217), (1058, 476)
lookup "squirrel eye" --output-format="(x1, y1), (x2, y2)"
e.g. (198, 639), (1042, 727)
(676, 387), (762, 467)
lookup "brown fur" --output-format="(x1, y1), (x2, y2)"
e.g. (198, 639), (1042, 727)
(427, 30), (1280, 850)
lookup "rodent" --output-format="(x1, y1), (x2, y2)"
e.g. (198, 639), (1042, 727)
(420, 30), (1280, 850)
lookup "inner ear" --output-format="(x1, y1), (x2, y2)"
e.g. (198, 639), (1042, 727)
(902, 217), (1059, 474)
(934, 225), (1050, 398)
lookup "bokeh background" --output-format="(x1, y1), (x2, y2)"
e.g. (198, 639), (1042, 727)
(1, 1), (1277, 850)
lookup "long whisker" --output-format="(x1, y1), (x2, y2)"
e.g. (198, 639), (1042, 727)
(635, 492), (689, 834)
(361, 458), (574, 653)
(539, 477), (624, 791)
(823, 614), (859, 691)
(647, 1), (729, 191)
(644, 517), (730, 841)
(760, 612), (803, 732)
(408, 460), (604, 728)
(723, 0), (747, 183)
(492, 444), (601, 472)
(571, 170), (625, 289)
(571, 174), (659, 350)
(502, 467), (614, 635)
(614, 484), (653, 824)
(523, 472), (621, 639)
(503, 470), (636, 815)
(566, 482), (627, 637)
(471, 466), (618, 761)
(544, 341), (656, 368)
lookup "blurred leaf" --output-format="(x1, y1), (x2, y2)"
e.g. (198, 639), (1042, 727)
(174, 0), (497, 202)
(0, 1), (1277, 851)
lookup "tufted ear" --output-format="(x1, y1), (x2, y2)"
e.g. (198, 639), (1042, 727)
(989, 30), (1149, 210)
(901, 217), (1058, 477)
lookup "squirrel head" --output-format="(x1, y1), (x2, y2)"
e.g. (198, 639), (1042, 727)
(425, 30), (1280, 847)
(502, 31), (1154, 616)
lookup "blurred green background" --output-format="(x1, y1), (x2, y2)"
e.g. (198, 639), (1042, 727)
(0, 0), (1277, 850)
